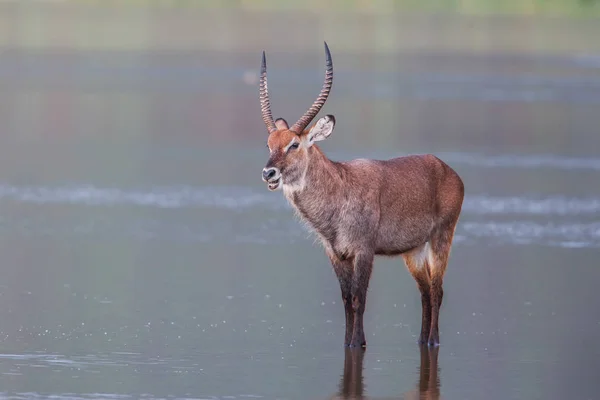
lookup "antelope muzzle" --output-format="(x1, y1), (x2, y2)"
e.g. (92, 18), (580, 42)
(262, 166), (281, 191)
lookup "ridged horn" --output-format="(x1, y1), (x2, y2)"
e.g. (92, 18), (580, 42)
(259, 51), (277, 133)
(289, 41), (333, 134)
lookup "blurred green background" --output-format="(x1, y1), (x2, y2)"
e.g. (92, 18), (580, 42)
(2, 0), (600, 55)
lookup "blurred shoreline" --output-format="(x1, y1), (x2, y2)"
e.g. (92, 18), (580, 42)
(1, 2), (600, 56)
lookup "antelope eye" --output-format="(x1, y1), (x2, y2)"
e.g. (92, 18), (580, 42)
(289, 142), (300, 150)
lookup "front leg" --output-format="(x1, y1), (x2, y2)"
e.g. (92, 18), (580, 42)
(328, 252), (354, 346)
(350, 252), (374, 348)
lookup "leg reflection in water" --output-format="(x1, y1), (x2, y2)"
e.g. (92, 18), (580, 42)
(403, 345), (441, 400)
(338, 347), (366, 399)
(329, 345), (440, 400)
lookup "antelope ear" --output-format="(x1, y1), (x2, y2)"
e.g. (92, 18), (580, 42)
(275, 118), (289, 130)
(307, 115), (335, 145)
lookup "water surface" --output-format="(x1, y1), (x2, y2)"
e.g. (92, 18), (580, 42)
(0, 9), (599, 400)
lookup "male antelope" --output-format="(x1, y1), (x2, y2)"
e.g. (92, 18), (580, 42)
(259, 42), (464, 347)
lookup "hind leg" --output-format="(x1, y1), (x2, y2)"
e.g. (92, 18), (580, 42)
(402, 245), (432, 344)
(427, 219), (459, 346)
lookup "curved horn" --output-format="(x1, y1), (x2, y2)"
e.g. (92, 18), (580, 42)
(259, 51), (277, 133)
(290, 41), (333, 134)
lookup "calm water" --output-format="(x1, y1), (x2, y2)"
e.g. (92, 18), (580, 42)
(0, 19), (600, 400)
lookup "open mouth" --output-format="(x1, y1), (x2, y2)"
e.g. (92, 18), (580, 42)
(267, 178), (281, 191)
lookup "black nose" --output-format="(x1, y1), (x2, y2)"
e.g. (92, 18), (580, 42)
(262, 168), (276, 181)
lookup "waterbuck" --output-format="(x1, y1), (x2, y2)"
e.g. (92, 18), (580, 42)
(259, 42), (464, 347)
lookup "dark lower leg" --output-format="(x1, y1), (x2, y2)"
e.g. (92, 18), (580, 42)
(428, 278), (443, 346)
(350, 253), (374, 348)
(350, 297), (366, 348)
(419, 290), (432, 344)
(413, 273), (432, 344)
(342, 293), (353, 346)
(330, 255), (354, 346)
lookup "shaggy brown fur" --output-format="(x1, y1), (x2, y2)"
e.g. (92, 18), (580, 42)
(260, 43), (464, 347)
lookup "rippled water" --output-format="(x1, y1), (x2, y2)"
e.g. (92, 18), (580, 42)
(0, 177), (599, 249)
(1, 147), (599, 250)
(1, 10), (600, 400)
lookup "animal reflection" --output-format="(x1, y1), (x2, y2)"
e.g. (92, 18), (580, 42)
(335, 348), (366, 399)
(329, 346), (440, 400)
(402, 346), (441, 400)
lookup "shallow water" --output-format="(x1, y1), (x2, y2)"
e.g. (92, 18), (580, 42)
(1, 11), (600, 400)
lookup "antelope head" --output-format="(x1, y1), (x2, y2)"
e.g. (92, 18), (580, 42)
(260, 42), (336, 192)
